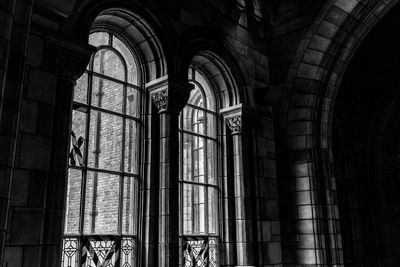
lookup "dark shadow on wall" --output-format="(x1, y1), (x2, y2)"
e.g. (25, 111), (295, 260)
(334, 3), (400, 266)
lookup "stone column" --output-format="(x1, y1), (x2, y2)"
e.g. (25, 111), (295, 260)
(40, 36), (94, 265)
(146, 76), (193, 267)
(224, 106), (257, 267)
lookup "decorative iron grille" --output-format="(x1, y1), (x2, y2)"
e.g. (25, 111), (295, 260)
(182, 236), (218, 267)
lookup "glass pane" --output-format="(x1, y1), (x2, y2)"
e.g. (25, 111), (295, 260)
(182, 133), (192, 182)
(70, 109), (86, 167)
(87, 111), (123, 172)
(125, 119), (139, 174)
(89, 32), (109, 47)
(195, 69), (215, 111)
(74, 73), (88, 104)
(121, 238), (136, 266)
(61, 237), (79, 267)
(208, 187), (218, 234)
(64, 169), (83, 234)
(113, 36), (138, 85)
(93, 49), (125, 81)
(126, 87), (140, 118)
(196, 142), (205, 183)
(195, 109), (205, 135)
(207, 140), (217, 185)
(183, 184), (206, 235)
(122, 177), (137, 234)
(181, 106), (192, 132)
(182, 107), (205, 135)
(91, 77), (124, 113)
(187, 84), (204, 108)
(206, 112), (216, 138)
(83, 171), (120, 234)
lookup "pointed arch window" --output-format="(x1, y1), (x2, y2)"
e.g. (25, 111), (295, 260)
(61, 31), (141, 267)
(179, 67), (219, 266)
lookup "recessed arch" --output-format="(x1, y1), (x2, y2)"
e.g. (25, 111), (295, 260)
(72, 2), (176, 83)
(277, 0), (400, 265)
(177, 27), (251, 108)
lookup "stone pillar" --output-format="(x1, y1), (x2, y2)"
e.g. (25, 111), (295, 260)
(0, 0), (31, 264)
(40, 36), (94, 266)
(146, 76), (193, 267)
(223, 105), (257, 267)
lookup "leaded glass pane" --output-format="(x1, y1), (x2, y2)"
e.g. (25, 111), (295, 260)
(194, 69), (215, 110)
(183, 184), (206, 235)
(208, 187), (218, 234)
(61, 237), (79, 267)
(187, 84), (204, 108)
(206, 112), (216, 138)
(113, 36), (138, 85)
(124, 119), (139, 174)
(122, 176), (137, 234)
(91, 77), (124, 113)
(93, 49), (125, 81)
(89, 32), (109, 47)
(87, 111), (123, 172)
(126, 86), (140, 118)
(74, 73), (88, 104)
(207, 140), (217, 185)
(182, 133), (193, 182)
(70, 109), (86, 167)
(83, 171), (120, 234)
(64, 169), (82, 234)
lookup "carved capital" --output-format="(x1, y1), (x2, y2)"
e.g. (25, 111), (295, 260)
(226, 116), (242, 135)
(151, 89), (168, 113)
(147, 76), (194, 114)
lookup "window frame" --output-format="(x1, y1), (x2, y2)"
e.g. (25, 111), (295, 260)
(61, 30), (143, 267)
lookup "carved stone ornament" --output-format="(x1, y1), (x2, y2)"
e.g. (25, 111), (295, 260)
(226, 116), (242, 134)
(151, 90), (168, 112)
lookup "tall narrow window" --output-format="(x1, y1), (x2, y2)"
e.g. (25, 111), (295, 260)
(179, 67), (219, 266)
(62, 31), (141, 267)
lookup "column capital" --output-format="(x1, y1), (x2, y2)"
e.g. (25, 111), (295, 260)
(221, 103), (273, 135)
(226, 115), (242, 135)
(146, 75), (194, 113)
(47, 35), (96, 82)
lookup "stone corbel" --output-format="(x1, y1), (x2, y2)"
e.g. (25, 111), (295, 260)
(46, 35), (96, 83)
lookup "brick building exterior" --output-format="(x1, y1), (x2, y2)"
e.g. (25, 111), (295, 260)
(1, 0), (400, 266)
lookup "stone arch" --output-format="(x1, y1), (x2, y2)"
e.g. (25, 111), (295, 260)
(67, 1), (175, 83)
(277, 0), (400, 265)
(177, 27), (251, 108)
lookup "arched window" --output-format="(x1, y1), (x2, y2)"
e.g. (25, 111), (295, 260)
(179, 67), (219, 266)
(62, 31), (141, 267)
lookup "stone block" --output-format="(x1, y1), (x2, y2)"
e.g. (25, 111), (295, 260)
(10, 169), (30, 206)
(10, 208), (43, 245)
(309, 34), (331, 52)
(334, 0), (359, 13)
(268, 242), (282, 264)
(27, 68), (56, 104)
(19, 134), (50, 170)
(27, 34), (44, 67)
(19, 99), (38, 133)
(4, 246), (23, 267)
(298, 205), (313, 219)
